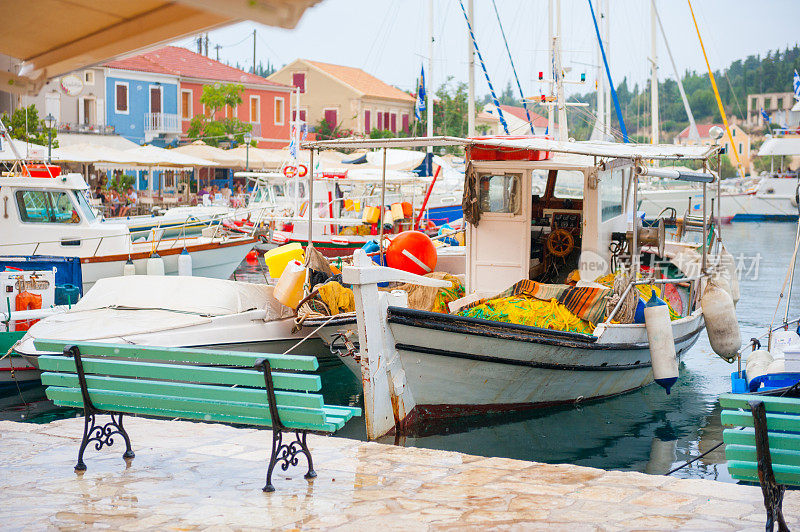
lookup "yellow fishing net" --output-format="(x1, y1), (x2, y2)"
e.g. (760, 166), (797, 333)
(458, 295), (595, 335)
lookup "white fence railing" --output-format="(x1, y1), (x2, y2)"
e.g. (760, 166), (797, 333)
(144, 113), (181, 134)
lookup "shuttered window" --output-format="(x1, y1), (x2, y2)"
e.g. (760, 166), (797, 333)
(324, 109), (338, 129)
(115, 83), (128, 113)
(364, 110), (371, 133)
(292, 72), (305, 93)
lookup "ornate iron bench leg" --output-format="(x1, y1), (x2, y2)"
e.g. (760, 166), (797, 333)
(66, 345), (135, 472)
(749, 400), (789, 532)
(256, 358), (316, 492)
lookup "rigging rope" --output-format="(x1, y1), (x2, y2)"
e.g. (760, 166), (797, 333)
(586, 0), (628, 143)
(490, 0), (534, 134)
(457, 0), (509, 135)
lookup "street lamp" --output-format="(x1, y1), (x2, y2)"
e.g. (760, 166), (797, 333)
(244, 131), (253, 171)
(44, 113), (56, 163)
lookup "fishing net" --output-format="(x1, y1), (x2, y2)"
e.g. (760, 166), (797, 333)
(458, 295), (595, 335)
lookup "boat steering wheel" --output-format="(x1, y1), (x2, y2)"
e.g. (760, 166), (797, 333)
(547, 228), (574, 258)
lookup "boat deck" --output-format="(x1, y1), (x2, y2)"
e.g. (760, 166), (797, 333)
(2, 416), (799, 529)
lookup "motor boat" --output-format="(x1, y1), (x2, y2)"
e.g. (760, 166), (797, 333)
(0, 170), (256, 291)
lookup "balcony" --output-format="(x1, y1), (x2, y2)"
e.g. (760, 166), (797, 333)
(144, 113), (181, 135)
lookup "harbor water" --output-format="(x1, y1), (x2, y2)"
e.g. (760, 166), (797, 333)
(4, 222), (799, 483)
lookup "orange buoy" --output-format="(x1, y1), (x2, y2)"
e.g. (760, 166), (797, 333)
(386, 231), (437, 276)
(246, 250), (258, 262)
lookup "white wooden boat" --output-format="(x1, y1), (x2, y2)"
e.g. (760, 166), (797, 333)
(303, 135), (730, 440)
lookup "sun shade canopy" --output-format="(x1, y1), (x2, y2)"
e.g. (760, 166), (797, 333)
(0, 0), (322, 95)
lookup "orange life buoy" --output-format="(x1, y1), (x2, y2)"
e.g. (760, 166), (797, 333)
(15, 290), (42, 331)
(297, 164), (308, 177)
(283, 166), (298, 178)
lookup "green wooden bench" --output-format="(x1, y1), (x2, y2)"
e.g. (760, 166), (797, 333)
(720, 392), (800, 531)
(34, 339), (361, 492)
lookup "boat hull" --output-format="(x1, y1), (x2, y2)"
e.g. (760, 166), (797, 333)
(315, 307), (703, 422)
(78, 238), (255, 291)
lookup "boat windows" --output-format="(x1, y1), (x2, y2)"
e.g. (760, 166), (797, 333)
(553, 170), (584, 199)
(478, 173), (520, 214)
(72, 190), (97, 223)
(601, 168), (624, 222)
(16, 190), (80, 224)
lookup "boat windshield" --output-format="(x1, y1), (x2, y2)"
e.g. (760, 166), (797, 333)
(553, 170), (584, 199)
(72, 190), (97, 222)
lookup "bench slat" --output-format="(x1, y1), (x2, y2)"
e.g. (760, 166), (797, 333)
(33, 339), (319, 371)
(46, 387), (331, 429)
(49, 398), (342, 432)
(38, 356), (321, 393)
(723, 427), (800, 449)
(720, 410), (800, 432)
(323, 405), (363, 420)
(727, 460), (800, 485)
(725, 443), (800, 468)
(720, 393), (800, 414)
(41, 373), (324, 410)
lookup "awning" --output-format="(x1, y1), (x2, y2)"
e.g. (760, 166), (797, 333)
(0, 139), (49, 161)
(758, 137), (800, 157)
(0, 0), (323, 95)
(55, 133), (141, 150)
(125, 145), (217, 167)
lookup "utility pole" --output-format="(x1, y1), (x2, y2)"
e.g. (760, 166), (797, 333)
(467, 0), (475, 137)
(214, 44), (221, 61)
(603, 0), (610, 138)
(650, 0), (659, 147)
(427, 0), (434, 172)
(204, 34), (209, 57)
(253, 29), (257, 74)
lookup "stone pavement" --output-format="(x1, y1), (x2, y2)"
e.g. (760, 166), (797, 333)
(1, 417), (798, 531)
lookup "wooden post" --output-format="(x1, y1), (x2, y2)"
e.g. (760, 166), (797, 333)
(748, 399), (788, 532)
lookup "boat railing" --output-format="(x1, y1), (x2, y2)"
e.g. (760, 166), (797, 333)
(603, 275), (706, 325)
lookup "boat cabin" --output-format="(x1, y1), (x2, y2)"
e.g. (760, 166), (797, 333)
(464, 144), (632, 296)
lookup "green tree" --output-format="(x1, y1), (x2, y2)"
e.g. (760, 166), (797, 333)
(314, 118), (352, 140)
(0, 104), (58, 147)
(415, 77), (469, 152)
(718, 154), (737, 178)
(186, 84), (252, 146)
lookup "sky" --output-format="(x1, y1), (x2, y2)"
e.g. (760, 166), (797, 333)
(169, 0), (800, 100)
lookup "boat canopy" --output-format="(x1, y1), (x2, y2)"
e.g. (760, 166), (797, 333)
(304, 136), (718, 161)
(71, 276), (275, 316)
(758, 137), (800, 157)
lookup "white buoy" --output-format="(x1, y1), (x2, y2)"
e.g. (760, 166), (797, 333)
(123, 258), (136, 276)
(701, 278), (741, 361)
(745, 349), (774, 386)
(770, 328), (800, 358)
(177, 249), (193, 276)
(718, 248), (740, 304)
(766, 358), (786, 375)
(644, 291), (679, 394)
(146, 252), (165, 276)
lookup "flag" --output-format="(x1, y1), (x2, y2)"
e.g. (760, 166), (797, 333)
(415, 65), (426, 120)
(288, 123), (298, 159)
(761, 108), (771, 124)
(794, 69), (800, 101)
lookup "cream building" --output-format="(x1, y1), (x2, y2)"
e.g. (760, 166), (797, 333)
(675, 123), (752, 170)
(268, 59), (415, 136)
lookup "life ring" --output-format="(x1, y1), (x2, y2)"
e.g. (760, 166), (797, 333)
(297, 164), (308, 177)
(283, 166), (298, 178)
(546, 228), (574, 258)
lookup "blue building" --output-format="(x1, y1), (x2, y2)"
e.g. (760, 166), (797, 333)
(104, 67), (181, 147)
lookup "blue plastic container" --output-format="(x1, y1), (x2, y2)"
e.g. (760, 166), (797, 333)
(0, 256), (83, 304)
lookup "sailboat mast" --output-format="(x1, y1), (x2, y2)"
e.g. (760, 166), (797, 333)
(653, 2), (699, 141)
(427, 0), (434, 162)
(602, 0), (610, 138)
(595, 0), (605, 136)
(467, 0), (475, 137)
(547, 0), (554, 135)
(650, 0), (659, 146)
(555, 0), (568, 141)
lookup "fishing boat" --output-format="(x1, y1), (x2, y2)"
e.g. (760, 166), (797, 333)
(301, 135), (738, 440)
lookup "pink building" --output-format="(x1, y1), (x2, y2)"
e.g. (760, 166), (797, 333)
(106, 46), (294, 148)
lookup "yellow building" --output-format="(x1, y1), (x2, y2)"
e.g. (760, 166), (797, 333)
(675, 123), (752, 170)
(268, 59), (415, 136)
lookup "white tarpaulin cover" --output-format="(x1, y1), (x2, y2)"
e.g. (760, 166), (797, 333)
(0, 138), (48, 161)
(72, 275), (274, 316)
(364, 149), (426, 170)
(758, 137), (800, 157)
